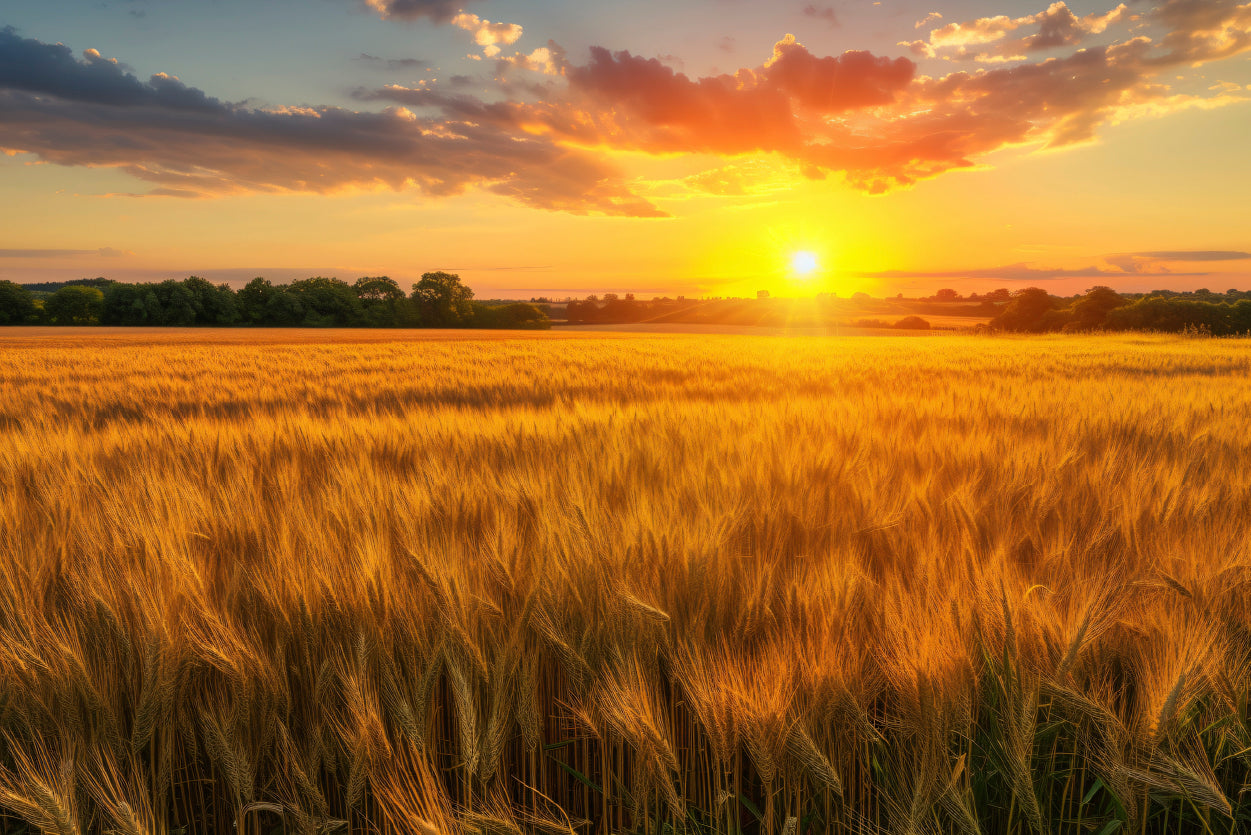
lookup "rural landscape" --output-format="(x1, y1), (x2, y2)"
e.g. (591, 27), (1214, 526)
(3, 0), (1251, 833)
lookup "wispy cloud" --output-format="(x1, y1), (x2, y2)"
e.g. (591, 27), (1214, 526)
(856, 264), (1168, 282)
(857, 250), (1251, 282)
(1103, 250), (1251, 272)
(1130, 250), (1251, 261)
(802, 4), (840, 28)
(0, 247), (129, 258)
(356, 53), (429, 71)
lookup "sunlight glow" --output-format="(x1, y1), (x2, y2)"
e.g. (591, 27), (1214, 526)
(791, 251), (819, 277)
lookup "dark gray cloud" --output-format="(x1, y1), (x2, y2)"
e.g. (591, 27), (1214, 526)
(0, 27), (218, 111)
(0, 30), (663, 217)
(356, 0), (467, 22)
(356, 53), (429, 71)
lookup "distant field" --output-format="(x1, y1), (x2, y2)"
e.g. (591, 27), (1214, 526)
(558, 316), (993, 334)
(0, 330), (1248, 834)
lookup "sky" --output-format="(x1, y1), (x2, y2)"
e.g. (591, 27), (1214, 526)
(1, 0), (1249, 298)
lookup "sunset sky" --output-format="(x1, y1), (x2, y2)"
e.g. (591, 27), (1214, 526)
(1, 0), (1249, 297)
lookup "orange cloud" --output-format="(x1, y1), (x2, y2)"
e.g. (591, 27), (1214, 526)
(452, 13), (524, 58)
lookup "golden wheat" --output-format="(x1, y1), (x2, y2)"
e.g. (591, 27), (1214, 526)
(0, 329), (1248, 834)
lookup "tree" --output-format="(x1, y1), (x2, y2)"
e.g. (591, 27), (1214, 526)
(44, 286), (104, 325)
(934, 288), (960, 302)
(151, 279), (199, 326)
(1066, 285), (1124, 331)
(354, 276), (407, 327)
(263, 289), (306, 326)
(183, 276), (240, 325)
(355, 276), (404, 303)
(101, 283), (162, 325)
(286, 277), (362, 327)
(990, 287), (1056, 332)
(413, 271), (474, 327)
(0, 281), (38, 325)
(1105, 296), (1243, 335)
(238, 277), (279, 325)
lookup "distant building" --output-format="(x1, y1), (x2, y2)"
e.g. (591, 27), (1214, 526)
(757, 290), (770, 300)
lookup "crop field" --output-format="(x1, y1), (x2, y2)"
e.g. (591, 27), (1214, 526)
(0, 329), (1249, 835)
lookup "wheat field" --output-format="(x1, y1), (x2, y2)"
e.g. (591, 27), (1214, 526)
(0, 328), (1248, 835)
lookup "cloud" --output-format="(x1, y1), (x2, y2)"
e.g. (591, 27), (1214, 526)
(765, 36), (915, 110)
(5, 0), (1251, 214)
(929, 15), (1020, 48)
(858, 262), (1211, 281)
(862, 251), (1251, 282)
(916, 12), (943, 29)
(0, 29), (663, 217)
(1150, 0), (1251, 65)
(498, 43), (567, 76)
(922, 2), (1129, 61)
(560, 48), (803, 154)
(680, 160), (801, 197)
(361, 0), (1250, 195)
(0, 29), (217, 111)
(452, 13), (523, 58)
(1103, 250), (1251, 271)
(544, 39), (913, 156)
(802, 5), (840, 28)
(898, 39), (935, 58)
(359, 0), (466, 22)
(356, 53), (429, 71)
(1132, 250), (1251, 261)
(0, 247), (129, 258)
(521, 9), (1242, 190)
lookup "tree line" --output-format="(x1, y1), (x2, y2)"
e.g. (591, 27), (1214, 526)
(0, 273), (551, 329)
(990, 286), (1251, 335)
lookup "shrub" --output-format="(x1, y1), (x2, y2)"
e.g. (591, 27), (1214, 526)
(893, 315), (931, 330)
(473, 301), (552, 329)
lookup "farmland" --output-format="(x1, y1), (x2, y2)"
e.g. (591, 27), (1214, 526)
(0, 329), (1249, 834)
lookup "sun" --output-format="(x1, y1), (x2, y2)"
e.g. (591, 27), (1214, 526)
(791, 251), (819, 277)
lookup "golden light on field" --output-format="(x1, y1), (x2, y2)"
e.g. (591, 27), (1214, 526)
(0, 329), (1247, 835)
(790, 250), (819, 278)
